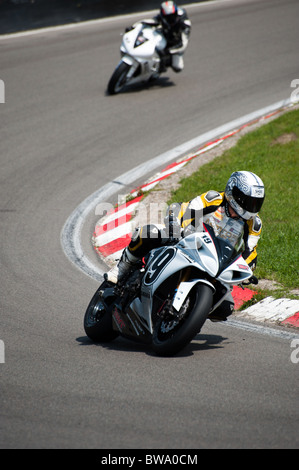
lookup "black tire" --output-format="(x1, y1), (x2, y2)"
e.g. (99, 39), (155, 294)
(152, 284), (213, 356)
(84, 287), (119, 342)
(107, 61), (131, 95)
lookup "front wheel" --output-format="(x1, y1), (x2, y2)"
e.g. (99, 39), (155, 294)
(107, 61), (131, 95)
(152, 284), (213, 356)
(84, 285), (119, 342)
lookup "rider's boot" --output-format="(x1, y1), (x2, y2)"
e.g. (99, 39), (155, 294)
(105, 247), (139, 284)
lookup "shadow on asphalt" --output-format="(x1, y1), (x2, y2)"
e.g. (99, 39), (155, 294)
(76, 331), (228, 358)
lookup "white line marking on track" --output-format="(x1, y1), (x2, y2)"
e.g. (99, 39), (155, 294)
(224, 319), (299, 340)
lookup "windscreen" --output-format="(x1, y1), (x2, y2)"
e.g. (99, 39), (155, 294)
(203, 223), (245, 273)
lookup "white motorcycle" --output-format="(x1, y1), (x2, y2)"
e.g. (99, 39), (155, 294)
(107, 21), (168, 95)
(84, 223), (257, 356)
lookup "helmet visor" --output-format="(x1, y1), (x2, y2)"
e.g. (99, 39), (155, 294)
(232, 186), (264, 214)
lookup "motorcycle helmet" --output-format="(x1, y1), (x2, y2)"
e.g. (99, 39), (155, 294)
(225, 171), (265, 220)
(160, 1), (179, 28)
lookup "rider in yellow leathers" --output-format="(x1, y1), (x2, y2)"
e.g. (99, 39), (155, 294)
(106, 171), (265, 321)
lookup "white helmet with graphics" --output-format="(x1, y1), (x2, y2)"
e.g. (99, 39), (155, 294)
(225, 171), (265, 220)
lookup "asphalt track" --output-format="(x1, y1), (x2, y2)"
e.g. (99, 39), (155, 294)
(1, 0), (299, 449)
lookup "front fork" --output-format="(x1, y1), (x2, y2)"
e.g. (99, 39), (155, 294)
(172, 268), (215, 313)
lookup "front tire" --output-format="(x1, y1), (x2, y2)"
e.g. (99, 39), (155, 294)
(152, 284), (213, 356)
(107, 61), (131, 95)
(84, 286), (119, 342)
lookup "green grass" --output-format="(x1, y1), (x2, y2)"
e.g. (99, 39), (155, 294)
(168, 108), (299, 294)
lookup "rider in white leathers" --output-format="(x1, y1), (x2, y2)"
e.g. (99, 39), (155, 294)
(155, 1), (191, 72)
(128, 1), (191, 73)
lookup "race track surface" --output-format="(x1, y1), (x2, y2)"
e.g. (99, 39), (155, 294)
(1, 0), (299, 449)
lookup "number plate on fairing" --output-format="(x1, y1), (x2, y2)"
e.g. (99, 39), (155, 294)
(143, 247), (176, 286)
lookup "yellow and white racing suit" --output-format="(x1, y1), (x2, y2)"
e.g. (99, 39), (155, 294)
(128, 190), (262, 271)
(177, 190), (262, 270)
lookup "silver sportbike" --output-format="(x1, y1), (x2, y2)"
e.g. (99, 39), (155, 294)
(84, 223), (256, 356)
(107, 20), (167, 95)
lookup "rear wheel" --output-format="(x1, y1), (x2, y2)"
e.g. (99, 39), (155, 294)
(107, 61), (131, 95)
(152, 284), (213, 356)
(84, 285), (119, 342)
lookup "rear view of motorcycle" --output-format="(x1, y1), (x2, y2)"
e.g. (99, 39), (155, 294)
(107, 21), (167, 95)
(84, 224), (257, 356)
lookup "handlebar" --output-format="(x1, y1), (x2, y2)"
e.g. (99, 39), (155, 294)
(242, 275), (259, 286)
